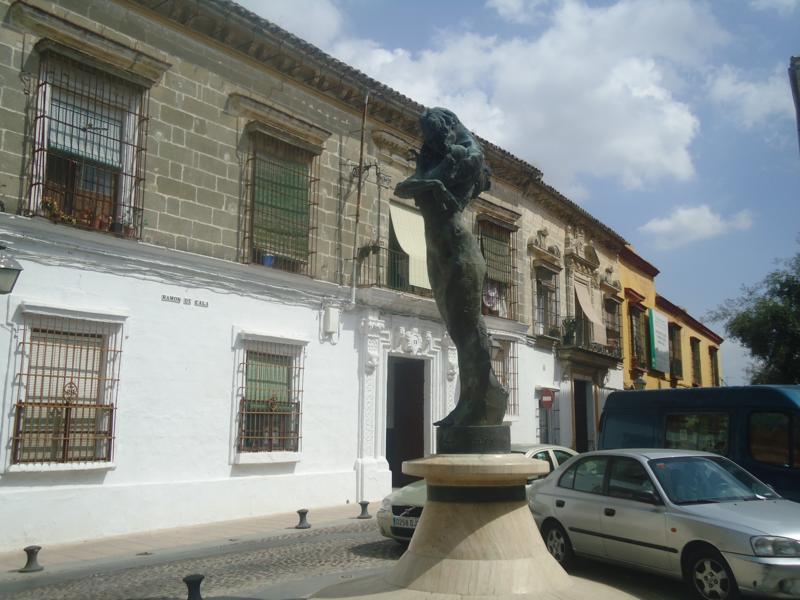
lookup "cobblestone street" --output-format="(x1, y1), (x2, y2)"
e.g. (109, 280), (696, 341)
(0, 519), (694, 600)
(1, 522), (401, 600)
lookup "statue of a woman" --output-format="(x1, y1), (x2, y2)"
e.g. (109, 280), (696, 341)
(395, 107), (508, 427)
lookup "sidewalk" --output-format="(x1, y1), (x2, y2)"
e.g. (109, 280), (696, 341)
(0, 502), (364, 581)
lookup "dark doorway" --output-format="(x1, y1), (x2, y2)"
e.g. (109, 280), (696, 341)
(386, 357), (425, 487)
(574, 379), (590, 453)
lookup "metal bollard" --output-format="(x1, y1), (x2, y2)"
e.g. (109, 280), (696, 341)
(357, 500), (371, 519)
(183, 573), (204, 600)
(295, 508), (311, 529)
(19, 545), (43, 573)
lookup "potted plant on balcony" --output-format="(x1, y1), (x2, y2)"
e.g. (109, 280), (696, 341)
(562, 317), (576, 345)
(41, 196), (59, 219)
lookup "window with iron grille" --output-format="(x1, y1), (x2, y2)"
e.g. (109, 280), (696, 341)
(604, 298), (621, 350)
(12, 315), (123, 464)
(478, 220), (517, 320)
(669, 324), (683, 379)
(535, 267), (560, 337)
(491, 338), (518, 416)
(709, 347), (720, 386)
(28, 52), (148, 237)
(691, 337), (702, 386)
(245, 132), (319, 275)
(237, 340), (305, 453)
(630, 306), (648, 368)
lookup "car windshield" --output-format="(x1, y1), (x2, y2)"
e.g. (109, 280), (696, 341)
(648, 456), (780, 505)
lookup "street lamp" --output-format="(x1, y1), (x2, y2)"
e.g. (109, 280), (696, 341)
(632, 376), (647, 390)
(0, 246), (22, 294)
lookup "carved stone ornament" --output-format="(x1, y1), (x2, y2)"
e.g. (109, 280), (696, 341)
(530, 226), (563, 273)
(393, 326), (434, 356)
(365, 351), (379, 375)
(446, 357), (458, 382)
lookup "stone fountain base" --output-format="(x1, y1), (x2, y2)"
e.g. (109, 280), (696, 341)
(311, 453), (636, 600)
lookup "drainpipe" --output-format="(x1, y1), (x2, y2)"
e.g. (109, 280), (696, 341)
(349, 91), (370, 307)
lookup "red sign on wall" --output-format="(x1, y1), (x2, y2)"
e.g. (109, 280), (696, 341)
(540, 389), (554, 410)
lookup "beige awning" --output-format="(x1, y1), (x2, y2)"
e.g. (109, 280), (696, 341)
(389, 203), (430, 290)
(574, 282), (607, 346)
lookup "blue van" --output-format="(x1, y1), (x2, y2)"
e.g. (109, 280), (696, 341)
(598, 385), (800, 501)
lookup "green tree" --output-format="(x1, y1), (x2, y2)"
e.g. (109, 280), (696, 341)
(710, 252), (800, 383)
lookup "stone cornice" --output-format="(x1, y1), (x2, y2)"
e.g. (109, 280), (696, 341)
(228, 93), (331, 154)
(474, 197), (522, 227)
(10, 0), (171, 85)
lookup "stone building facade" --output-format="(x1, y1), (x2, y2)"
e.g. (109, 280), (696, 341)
(0, 0), (630, 548)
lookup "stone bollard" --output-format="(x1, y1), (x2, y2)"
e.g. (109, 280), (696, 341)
(183, 573), (204, 600)
(295, 508), (311, 529)
(19, 545), (43, 573)
(357, 500), (371, 519)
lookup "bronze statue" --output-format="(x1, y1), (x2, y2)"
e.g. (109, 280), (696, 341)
(395, 107), (508, 428)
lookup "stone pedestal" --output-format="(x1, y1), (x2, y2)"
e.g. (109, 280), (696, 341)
(311, 453), (636, 599)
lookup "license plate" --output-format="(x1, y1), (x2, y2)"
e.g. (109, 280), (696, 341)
(392, 516), (418, 529)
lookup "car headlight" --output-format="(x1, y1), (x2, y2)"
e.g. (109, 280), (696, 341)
(381, 497), (392, 512)
(751, 536), (800, 557)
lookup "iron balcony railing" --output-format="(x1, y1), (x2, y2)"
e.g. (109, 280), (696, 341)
(237, 398), (300, 453)
(356, 246), (433, 298)
(12, 400), (115, 463)
(561, 318), (622, 359)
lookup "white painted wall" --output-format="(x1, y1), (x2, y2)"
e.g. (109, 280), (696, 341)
(0, 218), (368, 551)
(510, 343), (559, 445)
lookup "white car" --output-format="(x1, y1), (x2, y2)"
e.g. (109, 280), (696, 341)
(376, 443), (577, 543)
(530, 448), (800, 600)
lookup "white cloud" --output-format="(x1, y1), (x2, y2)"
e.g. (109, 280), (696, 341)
(639, 205), (753, 249)
(720, 339), (754, 386)
(234, 0), (343, 49)
(708, 65), (795, 129)
(749, 0), (799, 14)
(237, 0), (730, 195)
(485, 0), (552, 24)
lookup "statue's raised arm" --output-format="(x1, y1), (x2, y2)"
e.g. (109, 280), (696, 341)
(395, 108), (508, 431)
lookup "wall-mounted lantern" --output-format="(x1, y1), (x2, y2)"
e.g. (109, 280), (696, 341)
(0, 246), (23, 294)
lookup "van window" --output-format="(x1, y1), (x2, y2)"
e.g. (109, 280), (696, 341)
(601, 411), (655, 448)
(665, 413), (729, 455)
(749, 412), (790, 467)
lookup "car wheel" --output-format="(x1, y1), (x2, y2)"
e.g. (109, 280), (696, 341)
(686, 547), (740, 600)
(542, 521), (574, 569)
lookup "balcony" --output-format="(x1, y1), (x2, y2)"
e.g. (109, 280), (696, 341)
(560, 317), (621, 370)
(356, 245), (433, 298)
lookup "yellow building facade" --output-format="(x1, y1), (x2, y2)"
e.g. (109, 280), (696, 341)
(619, 246), (723, 390)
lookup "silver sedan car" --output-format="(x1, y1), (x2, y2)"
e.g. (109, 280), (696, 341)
(530, 449), (800, 600)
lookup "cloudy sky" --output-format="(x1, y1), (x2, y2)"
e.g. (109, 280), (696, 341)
(236, 0), (800, 384)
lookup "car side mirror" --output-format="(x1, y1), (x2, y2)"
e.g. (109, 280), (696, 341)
(633, 490), (661, 505)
